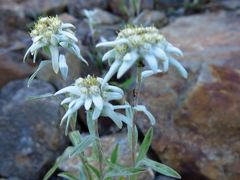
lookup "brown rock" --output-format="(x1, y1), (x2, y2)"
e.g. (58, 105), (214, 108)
(132, 10), (168, 28)
(137, 11), (240, 180)
(0, 52), (33, 88)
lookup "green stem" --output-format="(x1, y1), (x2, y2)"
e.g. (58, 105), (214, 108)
(80, 155), (92, 180)
(95, 121), (104, 180)
(131, 65), (142, 167)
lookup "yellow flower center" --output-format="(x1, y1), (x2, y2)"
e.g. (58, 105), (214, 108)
(30, 16), (62, 39)
(115, 26), (165, 54)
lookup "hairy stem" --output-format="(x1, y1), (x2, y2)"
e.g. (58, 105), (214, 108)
(95, 121), (104, 180)
(131, 65), (142, 167)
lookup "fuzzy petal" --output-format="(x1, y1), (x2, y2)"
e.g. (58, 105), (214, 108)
(60, 30), (78, 42)
(117, 61), (134, 79)
(105, 92), (122, 101)
(70, 43), (88, 65)
(61, 23), (75, 29)
(49, 45), (59, 73)
(92, 95), (103, 111)
(167, 43), (183, 57)
(117, 52), (138, 78)
(55, 86), (81, 96)
(169, 57), (188, 78)
(152, 47), (168, 62)
(61, 97), (73, 105)
(102, 60), (121, 85)
(96, 39), (127, 48)
(102, 49), (116, 62)
(84, 98), (92, 110)
(102, 107), (123, 128)
(107, 85), (124, 95)
(27, 60), (51, 87)
(61, 99), (84, 124)
(141, 69), (162, 80)
(92, 107), (102, 120)
(144, 54), (158, 73)
(134, 105), (156, 125)
(59, 54), (68, 80)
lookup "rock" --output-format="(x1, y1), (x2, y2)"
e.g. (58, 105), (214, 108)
(220, 0), (240, 10)
(132, 10), (168, 28)
(59, 13), (78, 24)
(84, 8), (121, 25)
(154, 0), (185, 9)
(67, 0), (108, 18)
(59, 133), (155, 179)
(0, 52), (33, 88)
(109, 0), (154, 17)
(0, 0), (27, 32)
(0, 79), (67, 179)
(137, 11), (240, 180)
(23, 0), (68, 17)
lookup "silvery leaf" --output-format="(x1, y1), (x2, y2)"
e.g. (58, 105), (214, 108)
(59, 54), (68, 80)
(144, 54), (159, 73)
(49, 45), (59, 73)
(167, 43), (183, 57)
(96, 38), (128, 48)
(102, 60), (121, 85)
(60, 30), (78, 42)
(102, 49), (116, 62)
(55, 86), (81, 96)
(134, 105), (156, 125)
(141, 69), (162, 80)
(27, 60), (51, 87)
(169, 57), (188, 78)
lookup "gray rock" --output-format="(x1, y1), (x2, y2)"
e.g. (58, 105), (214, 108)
(154, 0), (185, 9)
(67, 0), (108, 18)
(132, 10), (168, 28)
(84, 8), (121, 25)
(23, 0), (68, 17)
(0, 0), (27, 32)
(0, 79), (67, 179)
(109, 0), (154, 17)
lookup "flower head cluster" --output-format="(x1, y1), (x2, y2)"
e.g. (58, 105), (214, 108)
(24, 16), (87, 84)
(96, 26), (188, 84)
(55, 75), (130, 129)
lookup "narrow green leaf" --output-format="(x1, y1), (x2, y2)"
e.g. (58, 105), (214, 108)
(79, 164), (87, 180)
(27, 93), (53, 101)
(136, 127), (153, 163)
(43, 146), (73, 180)
(86, 111), (96, 136)
(127, 125), (138, 150)
(58, 172), (78, 180)
(104, 167), (145, 178)
(70, 135), (95, 157)
(141, 158), (181, 179)
(69, 130), (81, 146)
(87, 163), (101, 178)
(43, 156), (64, 180)
(111, 144), (119, 164)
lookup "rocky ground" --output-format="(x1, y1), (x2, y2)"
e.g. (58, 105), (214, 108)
(0, 0), (240, 180)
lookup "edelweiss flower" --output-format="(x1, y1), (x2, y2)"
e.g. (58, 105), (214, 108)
(24, 16), (87, 86)
(96, 26), (188, 84)
(55, 75), (130, 131)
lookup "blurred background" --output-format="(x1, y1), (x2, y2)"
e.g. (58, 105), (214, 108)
(0, 0), (240, 179)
